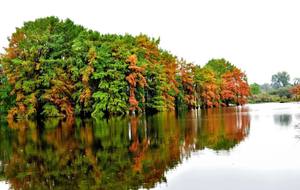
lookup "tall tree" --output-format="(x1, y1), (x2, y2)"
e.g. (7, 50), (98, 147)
(160, 51), (179, 111)
(271, 71), (290, 89)
(136, 35), (167, 112)
(178, 59), (196, 109)
(1, 17), (85, 118)
(204, 58), (250, 106)
(193, 66), (219, 108)
(221, 68), (250, 106)
(126, 55), (146, 113)
(91, 34), (131, 118)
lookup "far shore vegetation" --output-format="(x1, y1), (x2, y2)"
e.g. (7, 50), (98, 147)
(249, 72), (300, 104)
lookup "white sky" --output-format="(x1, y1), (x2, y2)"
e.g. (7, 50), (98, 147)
(0, 0), (299, 84)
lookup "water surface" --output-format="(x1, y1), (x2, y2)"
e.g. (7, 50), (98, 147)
(0, 103), (300, 189)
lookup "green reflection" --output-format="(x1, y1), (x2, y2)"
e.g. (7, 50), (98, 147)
(0, 108), (250, 189)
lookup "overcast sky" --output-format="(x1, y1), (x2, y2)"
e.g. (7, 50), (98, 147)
(0, 0), (299, 84)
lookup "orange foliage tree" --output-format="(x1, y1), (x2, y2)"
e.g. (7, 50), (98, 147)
(290, 85), (300, 100)
(160, 51), (179, 110)
(126, 55), (147, 113)
(178, 59), (196, 109)
(221, 68), (250, 106)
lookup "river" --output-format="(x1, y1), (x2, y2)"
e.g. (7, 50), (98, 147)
(0, 103), (300, 190)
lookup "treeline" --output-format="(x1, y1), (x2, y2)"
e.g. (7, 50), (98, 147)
(0, 17), (250, 119)
(249, 71), (300, 103)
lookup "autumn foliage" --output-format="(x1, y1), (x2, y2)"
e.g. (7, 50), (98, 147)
(221, 68), (250, 106)
(290, 85), (300, 100)
(193, 59), (250, 108)
(0, 17), (251, 119)
(194, 67), (220, 108)
(126, 55), (146, 113)
(179, 59), (196, 109)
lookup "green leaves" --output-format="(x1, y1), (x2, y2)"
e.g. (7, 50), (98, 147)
(0, 17), (251, 119)
(22, 80), (35, 93)
(41, 104), (64, 117)
(0, 75), (15, 114)
(93, 91), (109, 101)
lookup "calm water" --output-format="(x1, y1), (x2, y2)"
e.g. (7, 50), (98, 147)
(0, 103), (300, 190)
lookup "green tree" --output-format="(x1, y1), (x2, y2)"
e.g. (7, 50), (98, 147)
(250, 83), (261, 95)
(293, 78), (300, 85)
(271, 71), (290, 89)
(136, 35), (168, 112)
(1, 17), (85, 119)
(91, 34), (132, 118)
(0, 65), (15, 115)
(205, 58), (235, 78)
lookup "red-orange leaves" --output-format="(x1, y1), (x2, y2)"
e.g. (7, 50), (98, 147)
(220, 72), (236, 105)
(126, 55), (146, 113)
(290, 85), (300, 100)
(202, 83), (220, 108)
(221, 68), (250, 106)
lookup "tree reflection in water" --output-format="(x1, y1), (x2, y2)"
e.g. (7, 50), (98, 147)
(197, 107), (250, 151)
(273, 114), (292, 126)
(0, 107), (250, 189)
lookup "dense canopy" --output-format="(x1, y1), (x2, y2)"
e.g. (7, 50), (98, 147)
(0, 17), (250, 119)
